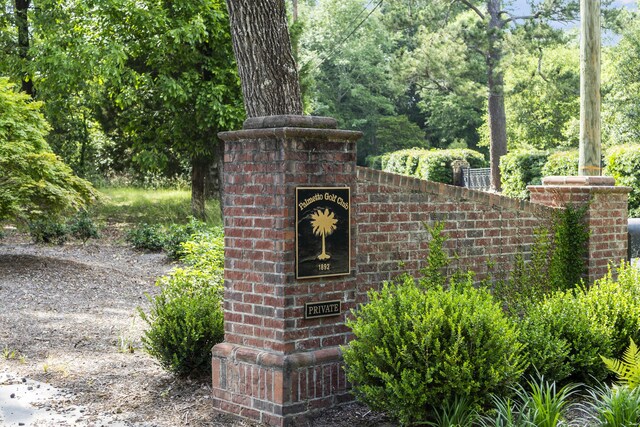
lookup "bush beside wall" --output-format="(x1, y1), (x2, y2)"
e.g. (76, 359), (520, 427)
(606, 144), (640, 217)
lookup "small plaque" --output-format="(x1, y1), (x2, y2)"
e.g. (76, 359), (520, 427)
(304, 300), (342, 319)
(296, 187), (350, 279)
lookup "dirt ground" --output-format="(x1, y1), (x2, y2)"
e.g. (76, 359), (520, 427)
(0, 228), (393, 427)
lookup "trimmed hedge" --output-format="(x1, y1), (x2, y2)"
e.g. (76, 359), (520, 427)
(381, 148), (487, 184)
(606, 144), (640, 217)
(500, 150), (548, 199)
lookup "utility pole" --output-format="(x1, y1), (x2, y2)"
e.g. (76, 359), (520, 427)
(579, 0), (601, 176)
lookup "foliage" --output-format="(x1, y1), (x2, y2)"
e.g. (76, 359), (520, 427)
(541, 150), (579, 177)
(139, 226), (224, 376)
(548, 204), (590, 292)
(0, 77), (97, 223)
(163, 218), (209, 260)
(28, 218), (67, 245)
(500, 150), (548, 199)
(375, 115), (428, 154)
(605, 144), (640, 217)
(603, 16), (640, 147)
(343, 274), (524, 424)
(299, 0), (400, 164)
(139, 267), (224, 376)
(480, 377), (578, 427)
(421, 396), (477, 427)
(67, 210), (99, 243)
(602, 338), (640, 389)
(493, 204), (588, 317)
(126, 218), (209, 258)
(381, 148), (486, 184)
(126, 224), (166, 252)
(519, 262), (640, 384)
(585, 383), (640, 427)
(504, 45), (580, 151)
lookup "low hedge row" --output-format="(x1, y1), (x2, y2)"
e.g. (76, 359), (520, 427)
(500, 145), (640, 213)
(377, 148), (487, 184)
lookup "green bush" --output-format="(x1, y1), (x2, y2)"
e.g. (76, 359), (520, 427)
(606, 144), (640, 217)
(28, 218), (68, 245)
(126, 223), (166, 251)
(519, 263), (640, 384)
(163, 218), (208, 259)
(364, 154), (384, 170)
(541, 150), (579, 177)
(381, 148), (486, 184)
(139, 226), (225, 376)
(343, 276), (524, 424)
(500, 150), (548, 199)
(67, 210), (99, 243)
(139, 267), (224, 376)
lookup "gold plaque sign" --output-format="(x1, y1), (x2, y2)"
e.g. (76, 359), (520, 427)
(296, 187), (350, 279)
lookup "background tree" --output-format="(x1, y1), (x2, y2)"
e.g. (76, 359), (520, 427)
(0, 78), (96, 223)
(299, 0), (410, 163)
(96, 0), (244, 219)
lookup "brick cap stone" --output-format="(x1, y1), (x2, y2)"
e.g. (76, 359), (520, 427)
(541, 175), (615, 186)
(243, 115), (337, 130)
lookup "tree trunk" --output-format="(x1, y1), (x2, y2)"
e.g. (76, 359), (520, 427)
(191, 156), (208, 221)
(225, 0), (303, 117)
(486, 0), (507, 192)
(15, 0), (33, 96)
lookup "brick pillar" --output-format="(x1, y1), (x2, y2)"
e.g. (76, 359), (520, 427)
(528, 176), (631, 283)
(213, 116), (361, 426)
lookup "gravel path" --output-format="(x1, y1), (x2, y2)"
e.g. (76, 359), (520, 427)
(0, 230), (393, 427)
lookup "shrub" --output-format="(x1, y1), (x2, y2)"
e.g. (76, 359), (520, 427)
(381, 148), (486, 184)
(163, 218), (208, 259)
(138, 226), (224, 376)
(500, 150), (548, 199)
(67, 210), (99, 243)
(520, 263), (640, 384)
(343, 275), (524, 424)
(364, 154), (384, 170)
(126, 223), (166, 251)
(541, 150), (579, 177)
(139, 267), (224, 376)
(605, 144), (640, 217)
(28, 218), (68, 245)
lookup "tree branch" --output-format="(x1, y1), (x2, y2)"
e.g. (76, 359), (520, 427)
(501, 11), (542, 25)
(457, 0), (484, 20)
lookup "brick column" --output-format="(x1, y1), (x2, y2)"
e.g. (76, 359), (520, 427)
(213, 116), (361, 426)
(529, 176), (631, 283)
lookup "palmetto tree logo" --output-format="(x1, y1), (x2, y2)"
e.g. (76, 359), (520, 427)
(310, 208), (338, 260)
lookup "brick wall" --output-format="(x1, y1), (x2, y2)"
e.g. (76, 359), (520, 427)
(355, 167), (555, 294)
(530, 176), (630, 283)
(213, 116), (630, 427)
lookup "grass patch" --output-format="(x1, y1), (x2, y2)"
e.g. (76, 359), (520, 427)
(94, 187), (221, 227)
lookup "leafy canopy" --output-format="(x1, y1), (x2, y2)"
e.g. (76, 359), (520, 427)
(0, 77), (97, 222)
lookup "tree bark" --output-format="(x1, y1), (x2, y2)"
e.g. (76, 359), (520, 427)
(191, 156), (208, 221)
(15, 0), (33, 96)
(225, 0), (303, 117)
(486, 0), (507, 192)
